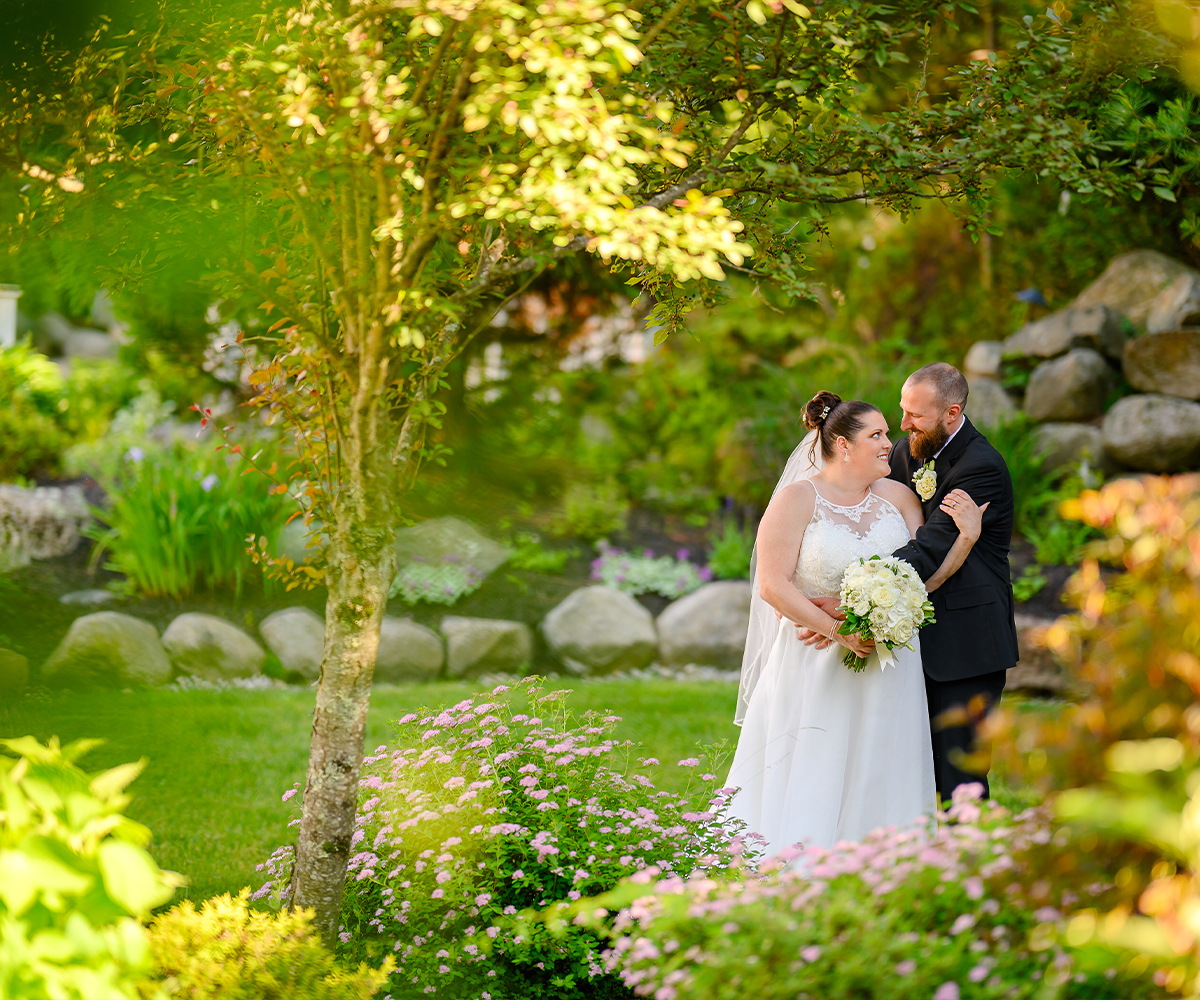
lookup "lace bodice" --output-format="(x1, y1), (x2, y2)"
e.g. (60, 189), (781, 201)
(794, 484), (912, 598)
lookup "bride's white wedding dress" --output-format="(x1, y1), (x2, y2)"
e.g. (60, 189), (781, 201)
(726, 482), (936, 854)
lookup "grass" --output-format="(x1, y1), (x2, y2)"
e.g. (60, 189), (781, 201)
(0, 681), (1041, 905)
(0, 680), (740, 903)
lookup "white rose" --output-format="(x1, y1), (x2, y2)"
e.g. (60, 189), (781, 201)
(853, 597), (871, 617)
(892, 620), (915, 644)
(870, 585), (896, 608)
(914, 469), (937, 502)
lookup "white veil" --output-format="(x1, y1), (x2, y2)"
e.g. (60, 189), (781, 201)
(735, 429), (825, 725)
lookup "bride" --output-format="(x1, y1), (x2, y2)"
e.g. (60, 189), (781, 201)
(726, 390), (984, 854)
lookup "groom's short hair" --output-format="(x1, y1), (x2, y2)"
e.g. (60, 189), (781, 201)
(906, 363), (968, 411)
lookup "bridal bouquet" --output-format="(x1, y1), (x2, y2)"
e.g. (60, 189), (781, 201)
(837, 555), (935, 672)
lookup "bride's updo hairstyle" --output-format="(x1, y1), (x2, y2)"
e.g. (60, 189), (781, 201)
(803, 390), (882, 462)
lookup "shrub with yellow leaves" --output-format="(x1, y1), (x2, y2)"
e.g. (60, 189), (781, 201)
(138, 890), (392, 1000)
(987, 474), (1200, 995)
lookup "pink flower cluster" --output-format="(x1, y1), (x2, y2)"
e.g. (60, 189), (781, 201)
(595, 786), (1120, 999)
(257, 677), (737, 997)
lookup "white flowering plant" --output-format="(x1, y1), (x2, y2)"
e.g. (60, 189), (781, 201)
(591, 541), (712, 599)
(389, 556), (486, 606)
(549, 787), (1157, 1000)
(837, 555), (936, 672)
(254, 677), (739, 999)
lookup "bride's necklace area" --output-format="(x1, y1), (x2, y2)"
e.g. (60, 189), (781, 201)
(812, 473), (872, 510)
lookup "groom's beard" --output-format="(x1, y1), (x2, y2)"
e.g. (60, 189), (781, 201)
(908, 422), (951, 463)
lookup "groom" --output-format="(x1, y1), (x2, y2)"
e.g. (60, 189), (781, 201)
(887, 363), (1018, 801)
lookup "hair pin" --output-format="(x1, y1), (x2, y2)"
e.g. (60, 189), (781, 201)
(820, 405), (831, 420)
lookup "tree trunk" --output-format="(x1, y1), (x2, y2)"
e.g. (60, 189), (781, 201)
(289, 533), (394, 943)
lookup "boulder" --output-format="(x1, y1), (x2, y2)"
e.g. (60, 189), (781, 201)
(0, 484), (89, 571)
(0, 649), (29, 694)
(1023, 349), (1112, 423)
(260, 606), (325, 680)
(964, 377), (1016, 431)
(1031, 423), (1107, 474)
(963, 340), (1003, 380)
(63, 330), (117, 359)
(274, 518), (326, 566)
(394, 516), (510, 577)
(1003, 305), (1124, 361)
(1006, 614), (1075, 696)
(36, 312), (75, 348)
(541, 587), (658, 675)
(440, 617), (532, 678)
(376, 617), (444, 683)
(1102, 394), (1200, 472)
(1072, 250), (1198, 327)
(1123, 330), (1200, 400)
(162, 613), (266, 681)
(1147, 272), (1200, 335)
(42, 612), (171, 687)
(656, 581), (753, 670)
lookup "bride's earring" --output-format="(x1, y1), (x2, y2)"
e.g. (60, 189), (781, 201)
(843, 452), (850, 462)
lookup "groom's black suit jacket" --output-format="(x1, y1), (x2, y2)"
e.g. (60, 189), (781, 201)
(888, 416), (1019, 683)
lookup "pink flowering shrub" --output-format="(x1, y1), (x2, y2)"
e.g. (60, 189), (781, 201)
(553, 788), (1162, 1000)
(256, 677), (736, 999)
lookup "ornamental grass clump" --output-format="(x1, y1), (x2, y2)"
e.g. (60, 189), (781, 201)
(557, 788), (1160, 1000)
(255, 678), (736, 999)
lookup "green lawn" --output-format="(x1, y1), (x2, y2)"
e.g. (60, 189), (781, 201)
(0, 680), (741, 902)
(0, 680), (1038, 905)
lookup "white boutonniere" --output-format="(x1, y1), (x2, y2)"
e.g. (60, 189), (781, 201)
(912, 460), (937, 502)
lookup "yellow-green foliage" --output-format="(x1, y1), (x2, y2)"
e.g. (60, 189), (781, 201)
(140, 890), (392, 1000)
(0, 735), (183, 1000)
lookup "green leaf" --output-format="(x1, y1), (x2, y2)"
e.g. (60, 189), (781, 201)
(0, 846), (94, 915)
(1153, 186), (1177, 202)
(98, 840), (174, 916)
(89, 760), (146, 802)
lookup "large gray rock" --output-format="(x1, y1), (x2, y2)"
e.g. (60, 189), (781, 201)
(260, 606), (325, 680)
(1023, 349), (1112, 423)
(1006, 614), (1076, 696)
(656, 581), (753, 670)
(1072, 250), (1198, 327)
(964, 377), (1016, 430)
(541, 587), (658, 675)
(42, 612), (171, 688)
(0, 484), (89, 571)
(1147, 272), (1200, 334)
(63, 329), (117, 359)
(1123, 330), (1200, 400)
(394, 517), (510, 576)
(162, 613), (265, 681)
(0, 649), (29, 694)
(963, 340), (1003, 380)
(1102, 394), (1200, 472)
(1003, 305), (1124, 361)
(441, 617), (532, 678)
(273, 519), (326, 565)
(376, 617), (444, 683)
(1031, 423), (1107, 474)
